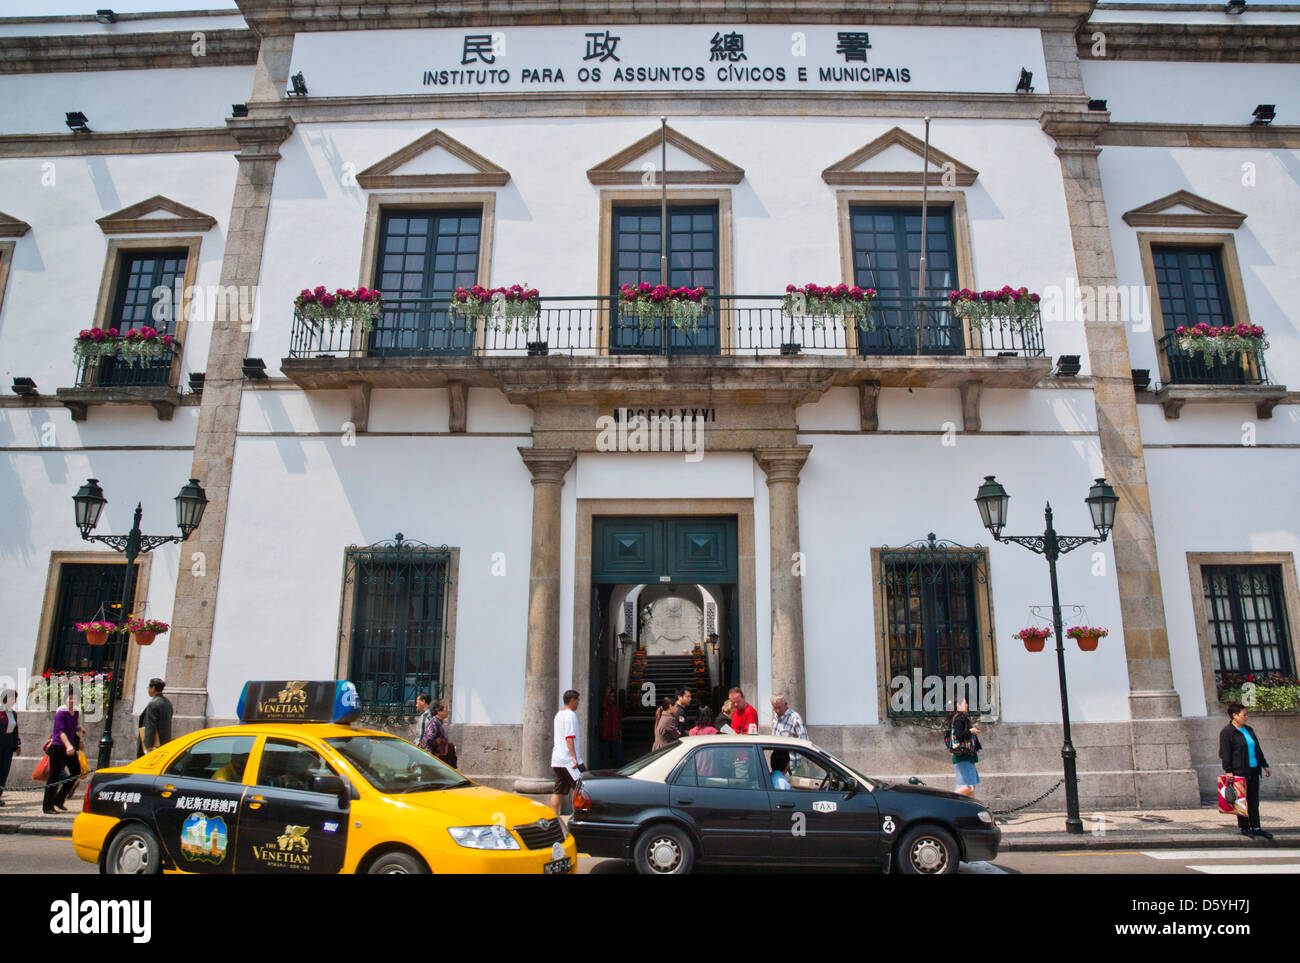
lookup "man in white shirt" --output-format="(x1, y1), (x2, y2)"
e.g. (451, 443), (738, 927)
(549, 689), (584, 816)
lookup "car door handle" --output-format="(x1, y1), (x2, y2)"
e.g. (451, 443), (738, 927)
(160, 784), (175, 798)
(677, 798), (694, 806)
(775, 802), (795, 810)
(249, 795), (265, 810)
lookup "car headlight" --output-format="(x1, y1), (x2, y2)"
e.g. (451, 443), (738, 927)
(447, 825), (520, 850)
(977, 809), (995, 825)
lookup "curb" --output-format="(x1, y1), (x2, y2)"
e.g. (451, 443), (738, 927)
(1000, 832), (1300, 852)
(0, 819), (76, 837)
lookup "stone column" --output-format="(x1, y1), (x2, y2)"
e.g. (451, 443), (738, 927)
(163, 117), (294, 734)
(754, 446), (812, 719)
(514, 447), (577, 794)
(1041, 109), (1197, 807)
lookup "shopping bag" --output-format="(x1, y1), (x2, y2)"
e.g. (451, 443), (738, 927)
(32, 754), (49, 782)
(76, 750), (89, 779)
(1217, 773), (1248, 817)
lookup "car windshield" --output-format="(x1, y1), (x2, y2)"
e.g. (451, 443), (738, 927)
(811, 745), (877, 791)
(616, 743), (681, 776)
(325, 736), (472, 793)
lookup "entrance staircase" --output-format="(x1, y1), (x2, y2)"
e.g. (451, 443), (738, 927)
(622, 654), (712, 761)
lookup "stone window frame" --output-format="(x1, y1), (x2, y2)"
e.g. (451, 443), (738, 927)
(355, 191), (497, 354)
(1186, 552), (1300, 714)
(0, 241), (15, 324)
(32, 550), (153, 702)
(333, 544), (461, 714)
(1136, 231), (1254, 387)
(595, 188), (735, 352)
(834, 190), (976, 356)
(868, 544), (999, 722)
(91, 235), (204, 389)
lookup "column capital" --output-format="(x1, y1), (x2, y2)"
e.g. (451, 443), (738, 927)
(754, 445), (812, 485)
(518, 446), (576, 485)
(226, 117), (295, 158)
(1040, 109), (1108, 157)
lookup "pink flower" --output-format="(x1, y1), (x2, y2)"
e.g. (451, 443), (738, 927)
(313, 286), (327, 297)
(320, 294), (335, 307)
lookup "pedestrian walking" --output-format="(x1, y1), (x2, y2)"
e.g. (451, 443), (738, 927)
(672, 688), (692, 737)
(137, 677), (173, 757)
(688, 705), (718, 736)
(421, 699), (458, 769)
(599, 687), (624, 769)
(770, 694), (808, 740)
(0, 688), (18, 806)
(1219, 701), (1273, 839)
(414, 692), (432, 746)
(43, 687), (83, 814)
(947, 699), (981, 798)
(652, 695), (680, 751)
(728, 686), (758, 736)
(549, 690), (584, 817)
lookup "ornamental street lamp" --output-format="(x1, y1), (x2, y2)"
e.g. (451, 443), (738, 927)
(974, 475), (1118, 834)
(72, 477), (208, 770)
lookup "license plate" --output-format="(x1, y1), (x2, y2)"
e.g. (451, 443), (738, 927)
(544, 857), (572, 875)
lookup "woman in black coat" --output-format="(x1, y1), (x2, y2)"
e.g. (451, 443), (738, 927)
(0, 688), (19, 806)
(1219, 702), (1273, 839)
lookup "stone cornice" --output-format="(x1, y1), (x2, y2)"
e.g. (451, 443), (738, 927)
(1041, 109), (1110, 155)
(518, 447), (576, 484)
(754, 446), (812, 485)
(227, 116), (295, 158)
(0, 212), (31, 238)
(1079, 21), (1300, 63)
(234, 0), (1098, 34)
(0, 28), (258, 74)
(0, 128), (239, 158)
(1098, 123), (1300, 149)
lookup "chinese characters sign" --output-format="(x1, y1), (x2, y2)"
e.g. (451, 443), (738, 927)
(288, 25), (1050, 97)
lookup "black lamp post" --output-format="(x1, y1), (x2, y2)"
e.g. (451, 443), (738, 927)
(73, 477), (207, 770)
(974, 475), (1119, 834)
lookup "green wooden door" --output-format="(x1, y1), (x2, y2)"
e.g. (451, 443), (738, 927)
(592, 517), (737, 584)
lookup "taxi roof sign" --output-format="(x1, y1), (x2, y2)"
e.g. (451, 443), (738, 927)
(236, 680), (360, 725)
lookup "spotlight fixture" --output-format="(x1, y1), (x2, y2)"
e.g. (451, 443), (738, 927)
(12, 377), (38, 397)
(189, 372), (206, 394)
(95, 9), (117, 24)
(231, 103), (249, 118)
(1131, 369), (1151, 392)
(241, 357), (268, 379)
(1088, 99), (1108, 112)
(1252, 104), (1275, 126)
(1016, 68), (1034, 94)
(1225, 1), (1247, 14)
(65, 111), (91, 133)
(1055, 355), (1081, 378)
(288, 72), (308, 97)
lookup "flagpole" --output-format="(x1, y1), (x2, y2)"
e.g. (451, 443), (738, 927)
(917, 116), (931, 356)
(660, 116), (668, 355)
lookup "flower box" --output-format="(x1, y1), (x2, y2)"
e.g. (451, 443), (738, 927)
(1066, 625), (1108, 652)
(74, 328), (178, 367)
(294, 286), (383, 333)
(618, 283), (710, 334)
(948, 286), (1041, 330)
(450, 284), (541, 332)
(1015, 627), (1051, 652)
(782, 283), (876, 330)
(1175, 323), (1267, 367)
(1216, 672), (1300, 712)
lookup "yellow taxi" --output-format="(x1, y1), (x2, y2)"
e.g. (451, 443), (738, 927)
(72, 680), (576, 874)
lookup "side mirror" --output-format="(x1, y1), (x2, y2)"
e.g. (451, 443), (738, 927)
(908, 776), (925, 786)
(313, 774), (351, 809)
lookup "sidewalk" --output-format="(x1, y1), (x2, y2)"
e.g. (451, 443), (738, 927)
(995, 800), (1300, 851)
(0, 784), (83, 836)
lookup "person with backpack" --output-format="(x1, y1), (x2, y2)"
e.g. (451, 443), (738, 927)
(946, 698), (981, 798)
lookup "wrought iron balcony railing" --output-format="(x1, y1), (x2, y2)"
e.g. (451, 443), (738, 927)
(287, 295), (1046, 360)
(1158, 334), (1270, 387)
(73, 346), (178, 388)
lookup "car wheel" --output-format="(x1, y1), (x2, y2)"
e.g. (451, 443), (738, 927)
(633, 824), (695, 875)
(104, 824), (162, 875)
(897, 824), (958, 875)
(367, 851), (427, 874)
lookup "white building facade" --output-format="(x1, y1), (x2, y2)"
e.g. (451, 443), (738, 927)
(2, 0), (1297, 809)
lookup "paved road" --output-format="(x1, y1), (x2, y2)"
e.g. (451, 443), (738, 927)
(4, 834), (1297, 875)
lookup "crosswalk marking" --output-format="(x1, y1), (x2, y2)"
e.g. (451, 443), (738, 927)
(1187, 864), (1300, 875)
(1140, 849), (1300, 860)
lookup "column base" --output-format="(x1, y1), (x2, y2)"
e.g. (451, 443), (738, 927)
(514, 776), (556, 795)
(1129, 689), (1201, 808)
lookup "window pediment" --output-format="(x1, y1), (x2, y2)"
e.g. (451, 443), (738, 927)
(96, 196), (216, 235)
(0, 211), (30, 238)
(822, 127), (978, 187)
(356, 129), (510, 189)
(587, 125), (744, 185)
(1122, 190), (1246, 229)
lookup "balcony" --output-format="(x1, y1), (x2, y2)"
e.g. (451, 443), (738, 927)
(56, 345), (182, 421)
(1152, 334), (1286, 420)
(282, 296), (1051, 427)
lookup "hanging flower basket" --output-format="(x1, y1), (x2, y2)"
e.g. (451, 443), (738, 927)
(125, 617), (170, 646)
(294, 286), (383, 333)
(948, 286), (1041, 331)
(74, 328), (177, 367)
(1066, 625), (1108, 652)
(1175, 323), (1267, 367)
(450, 284), (541, 333)
(76, 620), (120, 647)
(781, 283), (876, 330)
(1015, 627), (1051, 652)
(618, 283), (710, 334)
